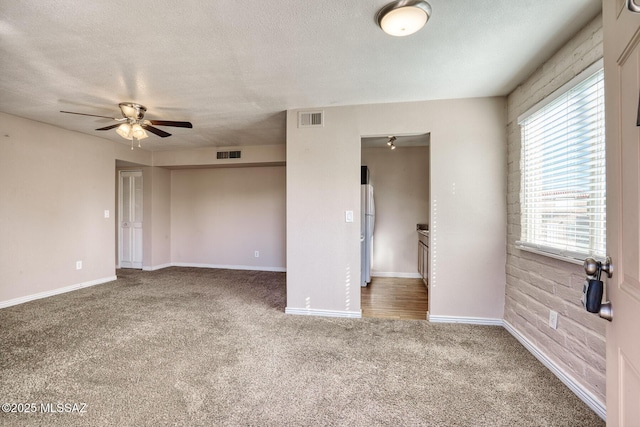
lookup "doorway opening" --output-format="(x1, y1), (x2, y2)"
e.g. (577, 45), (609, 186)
(118, 170), (143, 269)
(360, 134), (430, 319)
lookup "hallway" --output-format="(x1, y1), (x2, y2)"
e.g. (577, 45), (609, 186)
(361, 277), (428, 320)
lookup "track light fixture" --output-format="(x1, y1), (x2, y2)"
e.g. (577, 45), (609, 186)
(387, 136), (397, 150)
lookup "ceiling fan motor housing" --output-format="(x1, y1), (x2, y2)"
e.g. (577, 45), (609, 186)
(119, 102), (147, 120)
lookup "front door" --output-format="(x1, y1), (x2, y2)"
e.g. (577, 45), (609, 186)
(118, 170), (143, 269)
(603, 0), (640, 424)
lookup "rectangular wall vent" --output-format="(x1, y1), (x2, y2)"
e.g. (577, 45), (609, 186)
(298, 111), (324, 128)
(216, 150), (241, 159)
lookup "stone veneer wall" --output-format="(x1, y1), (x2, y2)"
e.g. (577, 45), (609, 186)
(505, 14), (606, 404)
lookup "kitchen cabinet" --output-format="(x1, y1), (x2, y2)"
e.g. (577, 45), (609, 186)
(418, 242), (424, 278)
(417, 230), (429, 287)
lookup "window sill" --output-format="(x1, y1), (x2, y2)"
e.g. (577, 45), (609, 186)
(515, 243), (585, 266)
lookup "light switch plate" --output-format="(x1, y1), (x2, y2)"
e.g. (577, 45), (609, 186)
(104, 210), (110, 219)
(345, 210), (354, 223)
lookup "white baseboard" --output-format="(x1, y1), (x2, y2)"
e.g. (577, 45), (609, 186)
(125, 262), (286, 273)
(0, 276), (117, 309)
(503, 320), (606, 421)
(428, 314), (503, 326)
(428, 316), (605, 420)
(372, 271), (421, 279)
(285, 307), (362, 318)
(142, 263), (172, 271)
(172, 262), (286, 272)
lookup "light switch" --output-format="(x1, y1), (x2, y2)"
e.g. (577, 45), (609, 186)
(104, 210), (110, 219)
(345, 210), (354, 223)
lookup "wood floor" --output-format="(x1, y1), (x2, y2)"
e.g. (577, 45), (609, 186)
(361, 277), (428, 320)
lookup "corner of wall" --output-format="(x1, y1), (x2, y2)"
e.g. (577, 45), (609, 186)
(504, 13), (605, 404)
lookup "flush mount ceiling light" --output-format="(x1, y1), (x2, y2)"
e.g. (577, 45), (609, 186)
(376, 0), (432, 37)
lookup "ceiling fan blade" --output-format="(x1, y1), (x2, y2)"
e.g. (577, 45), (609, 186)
(95, 124), (121, 131)
(147, 120), (193, 128)
(143, 125), (172, 138)
(60, 110), (118, 120)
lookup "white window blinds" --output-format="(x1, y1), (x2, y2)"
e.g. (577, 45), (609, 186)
(517, 61), (606, 261)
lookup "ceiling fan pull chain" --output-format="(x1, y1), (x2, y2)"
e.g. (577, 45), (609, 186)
(131, 138), (134, 150)
(137, 136), (141, 148)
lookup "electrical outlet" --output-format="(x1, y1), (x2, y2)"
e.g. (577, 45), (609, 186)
(76, 260), (82, 270)
(254, 251), (259, 258)
(549, 310), (558, 329)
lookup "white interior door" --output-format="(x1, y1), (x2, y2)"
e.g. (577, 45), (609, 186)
(603, 1), (640, 424)
(119, 171), (143, 269)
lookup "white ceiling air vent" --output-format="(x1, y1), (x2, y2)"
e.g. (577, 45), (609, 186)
(217, 150), (241, 159)
(298, 110), (324, 128)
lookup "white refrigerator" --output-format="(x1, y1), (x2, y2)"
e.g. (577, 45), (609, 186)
(361, 184), (375, 287)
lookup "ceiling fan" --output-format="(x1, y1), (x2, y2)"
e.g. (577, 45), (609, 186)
(60, 102), (193, 148)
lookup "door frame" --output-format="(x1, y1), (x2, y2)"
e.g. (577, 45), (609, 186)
(118, 169), (143, 269)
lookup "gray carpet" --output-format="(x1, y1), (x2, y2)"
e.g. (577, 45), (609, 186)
(0, 267), (603, 426)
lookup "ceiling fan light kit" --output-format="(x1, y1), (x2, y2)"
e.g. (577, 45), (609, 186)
(60, 102), (193, 150)
(377, 0), (432, 37)
(116, 123), (148, 141)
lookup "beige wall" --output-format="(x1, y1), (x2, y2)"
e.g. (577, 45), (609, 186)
(361, 146), (429, 277)
(170, 166), (286, 270)
(115, 144), (284, 271)
(505, 15), (605, 404)
(152, 144), (285, 167)
(138, 166), (173, 269)
(0, 112), (151, 305)
(287, 98), (506, 319)
(149, 167), (171, 268)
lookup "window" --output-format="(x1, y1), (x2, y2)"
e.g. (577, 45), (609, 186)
(517, 60), (605, 262)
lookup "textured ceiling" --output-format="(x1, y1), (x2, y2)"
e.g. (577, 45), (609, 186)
(0, 0), (601, 151)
